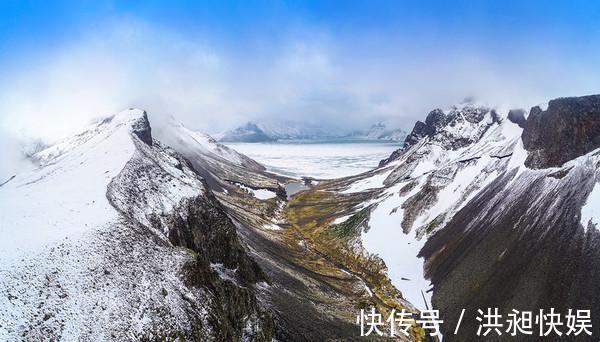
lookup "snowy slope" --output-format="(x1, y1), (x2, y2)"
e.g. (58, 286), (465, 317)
(0, 110), (143, 265)
(340, 103), (525, 309)
(340, 95), (600, 337)
(156, 118), (266, 172)
(0, 109), (272, 340)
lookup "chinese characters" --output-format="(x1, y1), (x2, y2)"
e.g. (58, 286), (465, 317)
(357, 307), (593, 338)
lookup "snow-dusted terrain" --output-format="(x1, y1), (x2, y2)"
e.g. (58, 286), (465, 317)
(3, 94), (600, 340)
(360, 177), (433, 309)
(333, 95), (600, 338)
(0, 109), (272, 340)
(339, 102), (524, 309)
(0, 111), (138, 266)
(235, 183), (278, 200)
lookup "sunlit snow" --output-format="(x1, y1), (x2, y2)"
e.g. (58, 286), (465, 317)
(581, 182), (600, 230)
(361, 179), (433, 310)
(0, 110), (142, 264)
(236, 183), (277, 200)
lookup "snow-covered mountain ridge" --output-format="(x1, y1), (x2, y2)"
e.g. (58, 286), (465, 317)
(0, 109), (273, 340)
(322, 95), (600, 339)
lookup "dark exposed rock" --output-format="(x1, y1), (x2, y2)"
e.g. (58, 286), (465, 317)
(419, 166), (600, 340)
(507, 108), (527, 128)
(402, 108), (454, 149)
(167, 192), (268, 286)
(401, 182), (439, 233)
(0, 175), (16, 187)
(522, 95), (600, 168)
(404, 120), (435, 149)
(130, 110), (153, 146)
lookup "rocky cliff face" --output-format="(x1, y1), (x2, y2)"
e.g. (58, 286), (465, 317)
(507, 108), (527, 128)
(406, 104), (499, 149)
(523, 95), (600, 168)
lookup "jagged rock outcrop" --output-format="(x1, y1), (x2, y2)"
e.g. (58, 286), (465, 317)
(522, 95), (600, 168)
(401, 95), (600, 339)
(381, 103), (500, 166)
(106, 114), (274, 341)
(130, 110), (153, 146)
(407, 105), (499, 149)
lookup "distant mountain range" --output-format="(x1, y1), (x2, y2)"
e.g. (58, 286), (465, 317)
(217, 120), (407, 142)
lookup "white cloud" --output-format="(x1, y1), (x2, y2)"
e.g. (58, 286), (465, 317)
(0, 19), (230, 142)
(1, 17), (599, 149)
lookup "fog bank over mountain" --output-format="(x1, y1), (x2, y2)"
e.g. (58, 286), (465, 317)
(2, 2), (600, 176)
(2, 14), (599, 143)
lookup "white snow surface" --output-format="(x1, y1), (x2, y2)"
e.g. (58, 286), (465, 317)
(236, 183), (277, 200)
(0, 109), (218, 340)
(332, 214), (352, 225)
(342, 167), (394, 194)
(361, 178), (432, 309)
(0, 109), (143, 265)
(581, 181), (600, 229)
(354, 108), (530, 310)
(165, 120), (250, 166)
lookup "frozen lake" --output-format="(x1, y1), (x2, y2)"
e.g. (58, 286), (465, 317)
(224, 141), (400, 179)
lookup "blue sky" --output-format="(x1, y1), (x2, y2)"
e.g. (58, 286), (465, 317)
(0, 0), (599, 140)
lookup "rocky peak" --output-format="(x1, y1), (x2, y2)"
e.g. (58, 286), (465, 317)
(129, 110), (153, 146)
(522, 94), (600, 168)
(403, 120), (434, 148)
(424, 108), (449, 130)
(379, 104), (499, 166)
(403, 104), (499, 150)
(219, 121), (275, 142)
